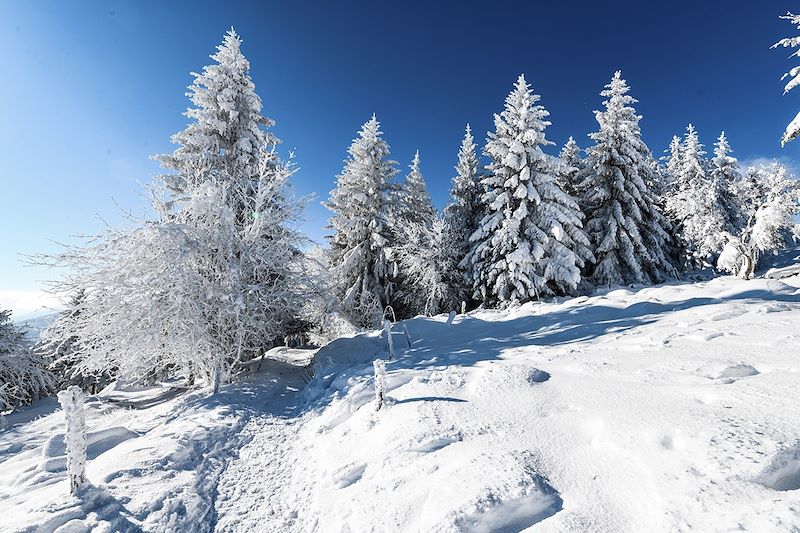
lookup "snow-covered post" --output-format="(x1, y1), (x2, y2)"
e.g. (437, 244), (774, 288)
(401, 321), (412, 347)
(461, 301), (466, 315)
(383, 319), (395, 359)
(57, 386), (87, 495)
(211, 360), (222, 395)
(446, 310), (457, 325)
(373, 359), (386, 411)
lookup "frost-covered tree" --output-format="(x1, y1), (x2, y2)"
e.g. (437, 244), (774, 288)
(664, 135), (683, 185)
(444, 124), (483, 301)
(0, 310), (53, 412)
(396, 150), (436, 227)
(464, 75), (592, 305)
(325, 116), (399, 327)
(580, 71), (673, 285)
(40, 30), (306, 392)
(155, 28), (278, 203)
(717, 162), (800, 276)
(744, 162), (800, 255)
(41, 155), (305, 391)
(666, 124), (727, 268)
(396, 217), (464, 316)
(557, 136), (583, 198)
(710, 132), (744, 233)
(772, 12), (800, 146)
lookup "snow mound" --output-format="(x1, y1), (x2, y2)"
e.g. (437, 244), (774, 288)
(757, 444), (800, 491)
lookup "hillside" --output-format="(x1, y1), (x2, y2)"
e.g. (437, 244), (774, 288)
(2, 275), (800, 532)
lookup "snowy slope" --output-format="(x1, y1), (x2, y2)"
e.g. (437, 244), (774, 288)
(3, 277), (800, 532)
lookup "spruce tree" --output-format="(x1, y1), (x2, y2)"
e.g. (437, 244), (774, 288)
(465, 75), (591, 306)
(155, 28), (277, 207)
(667, 124), (727, 267)
(325, 116), (399, 327)
(581, 71), (673, 285)
(396, 150), (436, 227)
(40, 29), (306, 392)
(710, 132), (744, 233)
(557, 136), (583, 199)
(772, 12), (800, 146)
(444, 124), (483, 301)
(664, 135), (683, 185)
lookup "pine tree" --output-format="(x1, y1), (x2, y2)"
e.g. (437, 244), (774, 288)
(710, 132), (744, 233)
(465, 75), (592, 306)
(0, 310), (53, 412)
(396, 150), (436, 227)
(667, 124), (727, 267)
(665, 135), (683, 175)
(40, 30), (307, 392)
(155, 28), (278, 206)
(444, 124), (483, 301)
(772, 12), (800, 146)
(325, 116), (399, 327)
(557, 136), (583, 198)
(580, 71), (673, 285)
(396, 217), (464, 316)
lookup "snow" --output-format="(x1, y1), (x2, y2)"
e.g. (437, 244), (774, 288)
(3, 277), (800, 531)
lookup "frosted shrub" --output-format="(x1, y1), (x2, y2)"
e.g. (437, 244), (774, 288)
(57, 386), (87, 494)
(717, 233), (755, 279)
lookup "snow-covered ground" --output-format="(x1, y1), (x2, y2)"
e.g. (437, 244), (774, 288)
(3, 276), (800, 532)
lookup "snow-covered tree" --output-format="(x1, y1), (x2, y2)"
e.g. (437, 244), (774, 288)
(325, 116), (399, 327)
(772, 12), (800, 146)
(0, 310), (53, 412)
(41, 155), (305, 391)
(443, 124), (483, 302)
(717, 232), (756, 279)
(557, 136), (583, 198)
(666, 124), (727, 268)
(710, 132), (744, 233)
(717, 161), (800, 276)
(155, 28), (278, 203)
(745, 162), (800, 255)
(40, 30), (307, 392)
(580, 71), (674, 285)
(664, 135), (683, 185)
(396, 217), (464, 316)
(464, 75), (592, 306)
(396, 150), (436, 227)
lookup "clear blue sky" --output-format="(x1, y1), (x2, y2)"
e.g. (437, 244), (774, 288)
(2, 0), (799, 308)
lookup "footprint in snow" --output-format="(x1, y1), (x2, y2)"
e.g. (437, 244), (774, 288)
(527, 369), (551, 384)
(716, 364), (759, 384)
(454, 474), (563, 533)
(407, 433), (462, 454)
(333, 463), (366, 489)
(756, 444), (800, 491)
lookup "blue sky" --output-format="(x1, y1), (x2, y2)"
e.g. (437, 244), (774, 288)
(2, 0), (799, 313)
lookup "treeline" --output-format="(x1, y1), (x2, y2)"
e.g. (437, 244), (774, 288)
(1, 29), (798, 412)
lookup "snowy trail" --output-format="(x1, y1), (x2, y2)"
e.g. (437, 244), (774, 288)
(0, 349), (314, 533)
(214, 416), (305, 531)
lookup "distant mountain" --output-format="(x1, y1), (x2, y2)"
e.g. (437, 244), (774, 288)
(15, 311), (59, 340)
